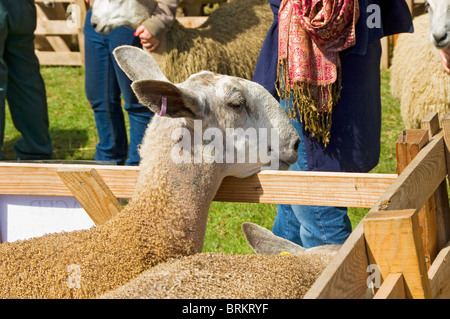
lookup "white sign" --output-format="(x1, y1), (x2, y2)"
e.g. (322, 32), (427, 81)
(0, 195), (95, 243)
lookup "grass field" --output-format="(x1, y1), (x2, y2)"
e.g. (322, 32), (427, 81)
(3, 67), (404, 254)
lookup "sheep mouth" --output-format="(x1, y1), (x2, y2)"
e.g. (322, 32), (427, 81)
(278, 161), (291, 171)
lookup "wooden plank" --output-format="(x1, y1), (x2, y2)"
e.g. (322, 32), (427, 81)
(376, 132), (447, 212)
(428, 241), (450, 299)
(364, 209), (432, 299)
(0, 163), (397, 207)
(57, 168), (123, 225)
(35, 51), (82, 66)
(380, 36), (390, 69)
(420, 113), (450, 263)
(0, 163), (139, 198)
(75, 0), (88, 66)
(35, 21), (78, 35)
(304, 223), (371, 299)
(373, 273), (406, 299)
(215, 170), (396, 208)
(421, 113), (440, 140)
(35, 4), (71, 52)
(395, 129), (429, 175)
(438, 113), (450, 246)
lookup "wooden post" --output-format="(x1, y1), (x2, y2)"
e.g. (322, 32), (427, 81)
(57, 168), (123, 225)
(438, 113), (450, 247)
(395, 127), (438, 269)
(380, 36), (390, 69)
(364, 209), (432, 299)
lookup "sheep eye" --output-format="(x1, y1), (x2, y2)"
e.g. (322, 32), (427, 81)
(227, 98), (246, 110)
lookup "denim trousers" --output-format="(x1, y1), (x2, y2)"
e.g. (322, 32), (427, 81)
(84, 10), (153, 166)
(0, 0), (52, 160)
(272, 108), (352, 249)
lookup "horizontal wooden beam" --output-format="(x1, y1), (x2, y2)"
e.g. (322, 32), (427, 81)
(35, 51), (82, 66)
(36, 21), (79, 36)
(0, 163), (396, 207)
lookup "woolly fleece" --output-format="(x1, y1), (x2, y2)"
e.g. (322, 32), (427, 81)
(157, 0), (272, 82)
(390, 14), (450, 129)
(100, 252), (332, 299)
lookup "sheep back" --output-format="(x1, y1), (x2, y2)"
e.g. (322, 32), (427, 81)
(100, 252), (332, 299)
(161, 0), (272, 83)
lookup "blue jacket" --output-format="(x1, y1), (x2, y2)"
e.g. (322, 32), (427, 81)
(253, 0), (413, 173)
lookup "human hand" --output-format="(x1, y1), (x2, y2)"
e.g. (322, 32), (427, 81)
(439, 47), (450, 74)
(134, 25), (160, 52)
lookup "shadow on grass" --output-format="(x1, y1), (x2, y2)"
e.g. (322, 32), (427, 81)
(1, 128), (90, 160)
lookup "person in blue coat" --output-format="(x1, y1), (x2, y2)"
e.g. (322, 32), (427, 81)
(252, 0), (413, 248)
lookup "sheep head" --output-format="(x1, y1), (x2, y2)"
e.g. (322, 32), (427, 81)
(242, 222), (342, 256)
(113, 45), (300, 179)
(425, 0), (450, 48)
(90, 0), (153, 33)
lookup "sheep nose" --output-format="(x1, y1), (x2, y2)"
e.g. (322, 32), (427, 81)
(91, 15), (99, 29)
(292, 137), (300, 152)
(433, 32), (448, 44)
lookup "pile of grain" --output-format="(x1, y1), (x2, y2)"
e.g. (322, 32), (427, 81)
(101, 252), (332, 299)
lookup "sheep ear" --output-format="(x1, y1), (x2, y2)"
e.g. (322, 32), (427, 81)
(241, 222), (306, 255)
(113, 45), (169, 82)
(131, 79), (202, 119)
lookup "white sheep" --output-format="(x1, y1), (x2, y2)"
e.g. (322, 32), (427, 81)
(390, 1), (450, 129)
(90, 0), (272, 82)
(0, 45), (300, 299)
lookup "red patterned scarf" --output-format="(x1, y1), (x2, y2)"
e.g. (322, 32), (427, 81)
(276, 0), (359, 146)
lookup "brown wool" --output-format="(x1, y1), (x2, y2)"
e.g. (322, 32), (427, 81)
(100, 252), (333, 299)
(158, 0), (272, 83)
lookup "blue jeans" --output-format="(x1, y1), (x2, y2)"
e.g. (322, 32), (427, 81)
(84, 10), (153, 166)
(272, 106), (352, 249)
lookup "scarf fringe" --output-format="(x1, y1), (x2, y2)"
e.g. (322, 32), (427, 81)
(276, 60), (342, 147)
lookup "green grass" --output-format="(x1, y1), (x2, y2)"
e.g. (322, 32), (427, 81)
(3, 66), (405, 254)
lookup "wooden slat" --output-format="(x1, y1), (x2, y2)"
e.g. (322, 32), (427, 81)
(0, 163), (396, 207)
(438, 113), (450, 246)
(364, 209), (432, 299)
(35, 21), (78, 35)
(421, 112), (440, 140)
(375, 132), (447, 212)
(373, 273), (406, 299)
(304, 223), (371, 299)
(428, 241), (450, 299)
(35, 52), (82, 66)
(397, 126), (438, 269)
(215, 170), (396, 208)
(0, 163), (138, 198)
(57, 168), (123, 225)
